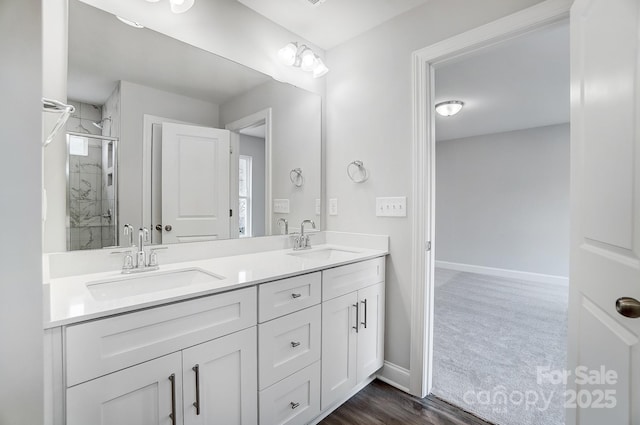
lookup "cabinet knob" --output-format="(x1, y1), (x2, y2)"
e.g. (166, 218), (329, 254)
(290, 402), (300, 409)
(291, 293), (302, 299)
(291, 341), (301, 348)
(165, 224), (173, 232)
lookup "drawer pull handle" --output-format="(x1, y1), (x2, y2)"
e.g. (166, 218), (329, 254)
(361, 299), (368, 329)
(192, 364), (201, 415)
(290, 402), (300, 409)
(169, 374), (177, 425)
(291, 293), (302, 299)
(291, 341), (301, 348)
(352, 303), (359, 333)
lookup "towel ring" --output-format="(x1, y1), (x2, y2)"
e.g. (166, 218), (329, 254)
(347, 160), (369, 183)
(289, 168), (304, 187)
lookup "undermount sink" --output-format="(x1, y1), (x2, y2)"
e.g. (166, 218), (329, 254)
(87, 268), (225, 300)
(287, 247), (361, 261)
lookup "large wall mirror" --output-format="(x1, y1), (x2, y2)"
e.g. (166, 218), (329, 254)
(65, 0), (321, 251)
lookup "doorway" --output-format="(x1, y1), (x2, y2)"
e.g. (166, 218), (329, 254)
(430, 21), (570, 425)
(407, 0), (573, 413)
(226, 108), (273, 238)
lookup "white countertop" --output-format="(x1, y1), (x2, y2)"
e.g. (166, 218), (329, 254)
(44, 244), (387, 328)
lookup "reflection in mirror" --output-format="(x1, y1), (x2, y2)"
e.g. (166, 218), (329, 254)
(65, 0), (321, 251)
(66, 132), (118, 250)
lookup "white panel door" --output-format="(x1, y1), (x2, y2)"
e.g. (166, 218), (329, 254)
(356, 283), (385, 382)
(321, 291), (358, 410)
(66, 352), (182, 425)
(182, 327), (257, 425)
(162, 123), (230, 243)
(568, 0), (640, 424)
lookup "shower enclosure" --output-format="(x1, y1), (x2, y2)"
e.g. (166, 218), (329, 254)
(66, 132), (118, 250)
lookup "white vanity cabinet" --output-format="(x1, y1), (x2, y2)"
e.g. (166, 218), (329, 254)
(52, 252), (387, 425)
(320, 258), (385, 410)
(258, 272), (323, 425)
(66, 351), (183, 425)
(182, 327), (257, 425)
(64, 287), (258, 425)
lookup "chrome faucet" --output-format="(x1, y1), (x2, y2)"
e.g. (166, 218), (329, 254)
(294, 219), (316, 250)
(136, 228), (150, 270)
(277, 218), (289, 235)
(116, 225), (163, 274)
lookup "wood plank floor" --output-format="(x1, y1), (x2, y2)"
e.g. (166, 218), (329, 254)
(319, 380), (494, 425)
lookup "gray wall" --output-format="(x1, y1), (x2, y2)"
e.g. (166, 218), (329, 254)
(325, 0), (548, 370)
(220, 80), (322, 232)
(0, 0), (44, 423)
(435, 124), (570, 276)
(240, 135), (266, 237)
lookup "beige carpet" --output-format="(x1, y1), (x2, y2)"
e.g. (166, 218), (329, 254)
(431, 268), (568, 425)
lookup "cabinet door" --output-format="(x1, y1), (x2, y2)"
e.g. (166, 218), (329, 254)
(66, 352), (182, 425)
(182, 327), (257, 425)
(356, 282), (385, 382)
(321, 291), (358, 410)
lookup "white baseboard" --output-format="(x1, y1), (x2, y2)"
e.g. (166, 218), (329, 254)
(435, 260), (569, 285)
(376, 361), (411, 393)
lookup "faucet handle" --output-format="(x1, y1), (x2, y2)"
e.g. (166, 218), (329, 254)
(123, 224), (134, 247)
(139, 227), (149, 242)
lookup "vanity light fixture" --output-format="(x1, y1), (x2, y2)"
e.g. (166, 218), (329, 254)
(435, 100), (464, 117)
(278, 42), (329, 78)
(116, 16), (145, 28)
(145, 0), (195, 14)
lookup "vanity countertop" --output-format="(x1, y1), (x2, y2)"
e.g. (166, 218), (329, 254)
(44, 244), (387, 328)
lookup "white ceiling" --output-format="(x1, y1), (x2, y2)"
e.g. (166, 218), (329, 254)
(435, 20), (569, 142)
(236, 0), (430, 50)
(68, 1), (271, 106)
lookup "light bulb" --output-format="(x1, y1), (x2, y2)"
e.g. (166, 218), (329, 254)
(278, 43), (298, 67)
(169, 0), (194, 13)
(435, 100), (464, 116)
(299, 48), (317, 72)
(313, 58), (329, 78)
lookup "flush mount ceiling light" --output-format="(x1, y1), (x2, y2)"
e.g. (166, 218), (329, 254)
(278, 42), (329, 78)
(435, 100), (464, 116)
(116, 16), (145, 28)
(145, 0), (195, 14)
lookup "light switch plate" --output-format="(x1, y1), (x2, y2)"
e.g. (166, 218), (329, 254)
(376, 196), (407, 217)
(273, 199), (290, 214)
(329, 198), (338, 216)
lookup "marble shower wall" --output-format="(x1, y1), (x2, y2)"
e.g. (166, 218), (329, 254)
(66, 100), (117, 250)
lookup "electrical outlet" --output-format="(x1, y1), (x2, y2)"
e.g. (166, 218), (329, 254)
(329, 198), (338, 216)
(273, 199), (290, 214)
(376, 196), (407, 217)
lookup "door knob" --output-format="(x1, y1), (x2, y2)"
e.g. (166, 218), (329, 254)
(165, 225), (172, 232)
(616, 297), (640, 319)
(155, 224), (162, 231)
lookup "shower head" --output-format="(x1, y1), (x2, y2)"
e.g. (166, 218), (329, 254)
(92, 116), (112, 130)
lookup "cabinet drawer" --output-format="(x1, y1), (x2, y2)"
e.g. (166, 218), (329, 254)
(259, 272), (321, 323)
(66, 286), (257, 387)
(322, 257), (385, 301)
(258, 305), (321, 390)
(259, 361), (320, 425)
